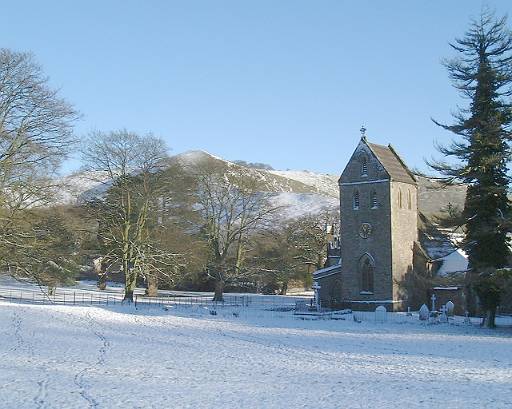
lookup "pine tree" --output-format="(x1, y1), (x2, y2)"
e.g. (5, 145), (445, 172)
(431, 10), (512, 327)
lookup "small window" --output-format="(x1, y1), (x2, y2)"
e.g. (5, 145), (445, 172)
(371, 191), (378, 209)
(361, 158), (368, 176)
(407, 190), (412, 210)
(353, 191), (360, 210)
(398, 189), (403, 209)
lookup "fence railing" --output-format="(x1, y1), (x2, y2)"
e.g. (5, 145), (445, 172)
(1, 288), (502, 325)
(0, 288), (310, 310)
(0, 288), (123, 306)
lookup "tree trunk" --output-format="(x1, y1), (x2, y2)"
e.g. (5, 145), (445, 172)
(279, 280), (288, 295)
(97, 273), (107, 290)
(94, 257), (107, 290)
(145, 276), (158, 297)
(123, 269), (137, 302)
(235, 237), (244, 274)
(464, 272), (478, 316)
(213, 280), (224, 302)
(482, 307), (497, 328)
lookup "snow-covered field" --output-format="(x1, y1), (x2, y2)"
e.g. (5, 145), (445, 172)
(1, 299), (511, 409)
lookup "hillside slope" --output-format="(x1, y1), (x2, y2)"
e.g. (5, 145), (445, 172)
(56, 150), (467, 221)
(56, 150), (339, 219)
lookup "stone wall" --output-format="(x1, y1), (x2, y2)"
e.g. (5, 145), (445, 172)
(317, 272), (343, 308)
(390, 181), (418, 304)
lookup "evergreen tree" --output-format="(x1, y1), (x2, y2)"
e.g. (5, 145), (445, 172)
(430, 11), (512, 327)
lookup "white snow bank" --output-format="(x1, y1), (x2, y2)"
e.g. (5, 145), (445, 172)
(1, 300), (511, 408)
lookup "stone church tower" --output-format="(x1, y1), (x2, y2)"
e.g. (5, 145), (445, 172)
(314, 133), (418, 311)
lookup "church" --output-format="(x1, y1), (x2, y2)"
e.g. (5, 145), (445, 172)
(313, 131), (445, 312)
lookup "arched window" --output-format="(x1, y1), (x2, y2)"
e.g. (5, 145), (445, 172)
(407, 190), (412, 210)
(359, 253), (375, 293)
(361, 157), (368, 176)
(371, 191), (378, 209)
(398, 189), (403, 209)
(329, 279), (343, 306)
(353, 190), (360, 210)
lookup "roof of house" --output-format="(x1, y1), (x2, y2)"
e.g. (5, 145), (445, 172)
(366, 141), (417, 185)
(312, 263), (342, 280)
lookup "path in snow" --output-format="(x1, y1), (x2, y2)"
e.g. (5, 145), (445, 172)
(0, 301), (511, 409)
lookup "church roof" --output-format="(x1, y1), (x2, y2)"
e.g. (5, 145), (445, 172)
(313, 263), (342, 280)
(366, 141), (417, 185)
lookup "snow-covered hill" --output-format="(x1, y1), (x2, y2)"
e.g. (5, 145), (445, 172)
(269, 170), (339, 197)
(56, 150), (339, 219)
(55, 150), (468, 221)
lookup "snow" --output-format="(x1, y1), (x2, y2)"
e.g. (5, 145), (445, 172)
(269, 170), (339, 197)
(271, 192), (338, 219)
(174, 149), (227, 165)
(1, 293), (512, 408)
(54, 171), (111, 204)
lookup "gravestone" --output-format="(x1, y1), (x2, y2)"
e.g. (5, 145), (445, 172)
(464, 311), (471, 325)
(312, 281), (321, 312)
(419, 304), (429, 320)
(431, 293), (437, 312)
(375, 306), (387, 322)
(446, 301), (455, 316)
(439, 305), (448, 323)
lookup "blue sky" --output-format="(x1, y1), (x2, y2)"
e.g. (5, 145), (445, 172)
(3, 1), (512, 175)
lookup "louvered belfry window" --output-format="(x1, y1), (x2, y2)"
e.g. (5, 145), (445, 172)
(371, 191), (378, 209)
(361, 158), (368, 176)
(353, 190), (360, 210)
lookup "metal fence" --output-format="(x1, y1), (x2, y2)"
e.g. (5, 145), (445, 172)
(0, 288), (123, 306)
(0, 287), (310, 311)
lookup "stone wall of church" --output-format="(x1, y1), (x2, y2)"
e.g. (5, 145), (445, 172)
(339, 177), (393, 303)
(390, 181), (418, 304)
(317, 272), (343, 307)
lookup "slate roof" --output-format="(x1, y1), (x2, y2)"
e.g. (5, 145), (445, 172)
(313, 263), (342, 280)
(366, 141), (417, 185)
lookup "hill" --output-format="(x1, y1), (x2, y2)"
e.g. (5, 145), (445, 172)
(57, 150), (339, 220)
(55, 150), (467, 221)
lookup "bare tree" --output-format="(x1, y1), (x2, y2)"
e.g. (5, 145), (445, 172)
(288, 207), (338, 271)
(0, 48), (79, 283)
(81, 130), (173, 301)
(248, 207), (338, 294)
(196, 167), (280, 301)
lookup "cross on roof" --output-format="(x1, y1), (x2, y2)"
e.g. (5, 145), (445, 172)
(360, 125), (367, 140)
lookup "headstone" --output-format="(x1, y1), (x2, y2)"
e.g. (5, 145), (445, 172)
(375, 306), (387, 322)
(429, 310), (439, 324)
(446, 301), (455, 316)
(463, 311), (471, 325)
(439, 305), (448, 323)
(419, 304), (429, 320)
(312, 281), (322, 312)
(431, 293), (437, 312)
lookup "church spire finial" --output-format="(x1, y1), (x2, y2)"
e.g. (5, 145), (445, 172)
(360, 125), (367, 141)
